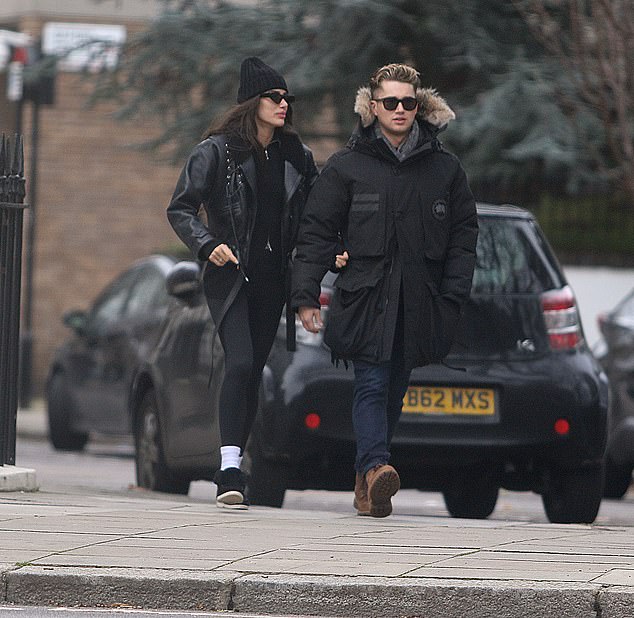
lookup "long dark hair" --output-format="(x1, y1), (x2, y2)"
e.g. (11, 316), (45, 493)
(203, 96), (295, 155)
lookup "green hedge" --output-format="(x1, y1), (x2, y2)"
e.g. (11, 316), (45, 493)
(530, 195), (634, 266)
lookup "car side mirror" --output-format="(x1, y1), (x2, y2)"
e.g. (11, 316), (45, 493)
(166, 260), (202, 299)
(63, 309), (88, 335)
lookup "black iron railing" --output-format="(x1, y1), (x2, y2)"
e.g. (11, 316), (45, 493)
(0, 133), (27, 466)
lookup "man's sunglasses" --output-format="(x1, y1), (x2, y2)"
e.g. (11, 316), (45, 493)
(261, 91), (295, 105)
(373, 96), (418, 111)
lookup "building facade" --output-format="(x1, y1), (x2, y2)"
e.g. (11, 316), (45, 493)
(1, 1), (185, 397)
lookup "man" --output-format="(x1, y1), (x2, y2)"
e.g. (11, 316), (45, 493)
(291, 63), (478, 518)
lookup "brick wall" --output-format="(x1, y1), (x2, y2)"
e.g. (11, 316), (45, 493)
(22, 72), (182, 394)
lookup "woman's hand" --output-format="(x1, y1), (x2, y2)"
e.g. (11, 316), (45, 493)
(209, 244), (239, 267)
(335, 250), (349, 270)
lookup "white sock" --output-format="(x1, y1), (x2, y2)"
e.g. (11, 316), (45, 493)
(220, 445), (241, 471)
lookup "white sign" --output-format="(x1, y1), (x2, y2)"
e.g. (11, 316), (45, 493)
(7, 61), (23, 101)
(42, 22), (126, 72)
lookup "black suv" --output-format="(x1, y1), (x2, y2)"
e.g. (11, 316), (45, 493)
(131, 203), (608, 523)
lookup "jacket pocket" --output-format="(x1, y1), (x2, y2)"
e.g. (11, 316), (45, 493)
(421, 281), (461, 363)
(347, 193), (385, 257)
(324, 261), (383, 359)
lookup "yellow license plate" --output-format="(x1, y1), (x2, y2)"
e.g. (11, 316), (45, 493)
(403, 386), (495, 416)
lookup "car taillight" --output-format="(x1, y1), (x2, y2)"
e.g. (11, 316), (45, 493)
(304, 412), (321, 430)
(541, 286), (583, 350)
(554, 418), (570, 436)
(319, 290), (331, 307)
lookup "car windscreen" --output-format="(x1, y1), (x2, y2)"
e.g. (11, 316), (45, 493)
(472, 216), (563, 295)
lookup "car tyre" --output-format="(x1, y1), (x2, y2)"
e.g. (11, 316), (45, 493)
(442, 469), (499, 519)
(135, 389), (190, 495)
(46, 372), (88, 451)
(542, 464), (603, 524)
(603, 456), (632, 499)
(244, 430), (288, 508)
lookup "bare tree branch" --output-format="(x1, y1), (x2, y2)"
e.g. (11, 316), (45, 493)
(512, 0), (634, 204)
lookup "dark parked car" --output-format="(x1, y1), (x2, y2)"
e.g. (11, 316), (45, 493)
(597, 287), (634, 498)
(46, 255), (177, 450)
(131, 203), (608, 524)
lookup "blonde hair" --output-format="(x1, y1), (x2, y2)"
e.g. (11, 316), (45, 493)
(369, 63), (421, 96)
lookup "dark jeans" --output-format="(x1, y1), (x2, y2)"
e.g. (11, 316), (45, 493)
(212, 270), (284, 450)
(352, 308), (411, 476)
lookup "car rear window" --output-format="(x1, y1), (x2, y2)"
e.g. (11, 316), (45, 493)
(472, 216), (562, 294)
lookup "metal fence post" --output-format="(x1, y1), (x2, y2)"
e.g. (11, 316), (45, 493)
(0, 133), (27, 467)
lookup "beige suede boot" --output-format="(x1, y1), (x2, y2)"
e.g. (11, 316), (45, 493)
(353, 472), (371, 516)
(365, 464), (400, 518)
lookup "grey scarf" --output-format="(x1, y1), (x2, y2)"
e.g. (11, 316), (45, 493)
(374, 121), (420, 162)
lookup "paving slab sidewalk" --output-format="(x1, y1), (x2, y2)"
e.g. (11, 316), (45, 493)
(1, 490), (634, 617)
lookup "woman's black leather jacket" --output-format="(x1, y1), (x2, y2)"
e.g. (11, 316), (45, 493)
(167, 129), (318, 350)
(167, 130), (318, 272)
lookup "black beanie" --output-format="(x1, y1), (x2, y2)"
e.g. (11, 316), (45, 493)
(237, 57), (288, 103)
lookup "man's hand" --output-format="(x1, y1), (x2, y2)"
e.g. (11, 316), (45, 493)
(335, 250), (349, 270)
(298, 306), (323, 333)
(209, 244), (239, 267)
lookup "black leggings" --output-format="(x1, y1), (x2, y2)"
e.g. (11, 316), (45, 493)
(213, 272), (285, 450)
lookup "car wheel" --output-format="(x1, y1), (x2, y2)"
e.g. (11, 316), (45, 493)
(244, 430), (288, 508)
(442, 470), (499, 519)
(46, 372), (88, 451)
(135, 390), (190, 495)
(542, 464), (603, 524)
(603, 456), (632, 499)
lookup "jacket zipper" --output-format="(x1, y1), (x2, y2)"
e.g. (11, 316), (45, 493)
(376, 254), (395, 361)
(226, 158), (250, 282)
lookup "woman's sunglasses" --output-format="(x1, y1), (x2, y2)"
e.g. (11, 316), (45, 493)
(261, 91), (295, 105)
(373, 96), (418, 111)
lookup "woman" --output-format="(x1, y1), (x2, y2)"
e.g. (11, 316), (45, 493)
(167, 57), (325, 509)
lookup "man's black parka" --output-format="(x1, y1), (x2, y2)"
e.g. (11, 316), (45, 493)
(291, 87), (478, 370)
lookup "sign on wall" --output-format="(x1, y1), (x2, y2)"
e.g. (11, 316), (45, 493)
(42, 22), (126, 72)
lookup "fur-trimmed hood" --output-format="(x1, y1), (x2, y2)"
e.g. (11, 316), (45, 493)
(354, 86), (455, 129)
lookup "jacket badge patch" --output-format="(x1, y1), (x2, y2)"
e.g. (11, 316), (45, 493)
(431, 199), (447, 221)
